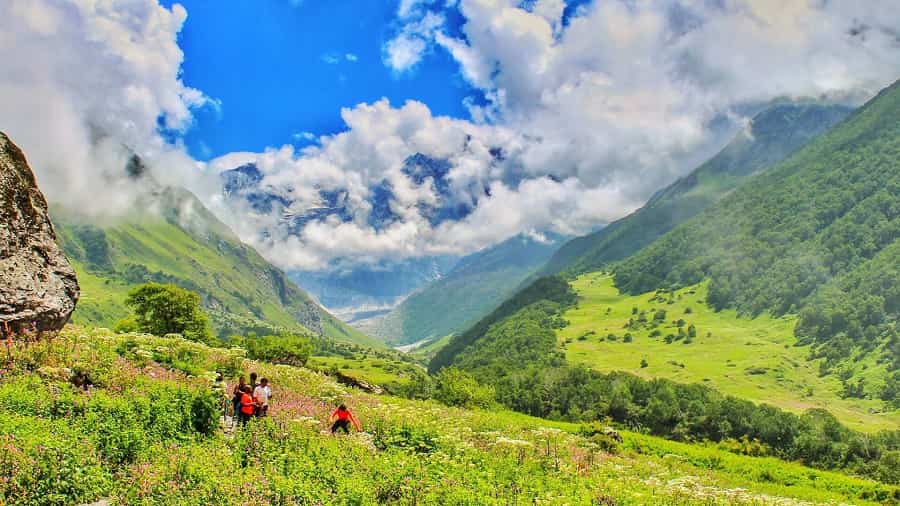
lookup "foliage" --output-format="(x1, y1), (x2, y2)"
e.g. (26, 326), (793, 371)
(432, 367), (496, 409)
(0, 414), (111, 506)
(487, 363), (900, 483)
(559, 275), (896, 430)
(0, 328), (897, 505)
(231, 333), (313, 366)
(124, 283), (215, 345)
(429, 275), (576, 373)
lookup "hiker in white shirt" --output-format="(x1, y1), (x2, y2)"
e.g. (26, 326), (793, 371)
(253, 378), (271, 417)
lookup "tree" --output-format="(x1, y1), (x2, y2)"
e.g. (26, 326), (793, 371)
(124, 283), (214, 344)
(433, 367), (495, 409)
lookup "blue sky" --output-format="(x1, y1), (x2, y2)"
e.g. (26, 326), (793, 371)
(161, 0), (475, 160)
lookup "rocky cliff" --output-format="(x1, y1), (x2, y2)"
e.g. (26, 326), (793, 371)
(0, 132), (79, 333)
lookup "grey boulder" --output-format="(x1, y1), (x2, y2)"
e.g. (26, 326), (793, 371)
(0, 132), (79, 333)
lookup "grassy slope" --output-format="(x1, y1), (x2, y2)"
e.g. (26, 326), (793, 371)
(537, 103), (852, 278)
(306, 355), (425, 388)
(559, 274), (899, 432)
(366, 234), (563, 346)
(611, 80), (900, 390)
(54, 188), (382, 349)
(2, 327), (895, 505)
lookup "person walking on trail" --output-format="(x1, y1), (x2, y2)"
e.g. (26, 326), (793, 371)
(253, 378), (271, 417)
(231, 376), (246, 422)
(214, 372), (228, 418)
(249, 372), (259, 415)
(238, 385), (255, 426)
(330, 404), (361, 434)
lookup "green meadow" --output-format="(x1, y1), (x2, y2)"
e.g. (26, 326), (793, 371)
(559, 273), (899, 432)
(1, 328), (895, 505)
(307, 354), (426, 389)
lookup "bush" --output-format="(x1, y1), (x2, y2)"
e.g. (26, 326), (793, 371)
(0, 415), (110, 505)
(233, 334), (313, 366)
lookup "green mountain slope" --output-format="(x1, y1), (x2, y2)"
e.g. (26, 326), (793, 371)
(538, 103), (852, 277)
(363, 234), (563, 346)
(613, 79), (900, 388)
(429, 275), (576, 373)
(429, 83), (900, 432)
(54, 186), (381, 348)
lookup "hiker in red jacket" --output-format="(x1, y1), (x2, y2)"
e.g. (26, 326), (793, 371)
(238, 385), (255, 425)
(330, 404), (361, 433)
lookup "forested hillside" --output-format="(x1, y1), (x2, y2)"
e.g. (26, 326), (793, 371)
(54, 187), (380, 348)
(538, 103), (852, 277)
(427, 81), (899, 476)
(429, 276), (576, 373)
(365, 234), (563, 346)
(614, 79), (900, 388)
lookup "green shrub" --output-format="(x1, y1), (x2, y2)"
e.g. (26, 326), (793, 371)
(232, 334), (312, 366)
(124, 283), (214, 345)
(0, 414), (110, 505)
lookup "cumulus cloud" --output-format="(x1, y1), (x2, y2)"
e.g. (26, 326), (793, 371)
(0, 0), (209, 216)
(219, 0), (899, 271)
(424, 0), (900, 198)
(3, 0), (899, 274)
(383, 11), (445, 73)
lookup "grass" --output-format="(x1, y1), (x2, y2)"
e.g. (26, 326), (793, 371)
(558, 273), (899, 432)
(1, 327), (896, 505)
(307, 355), (426, 388)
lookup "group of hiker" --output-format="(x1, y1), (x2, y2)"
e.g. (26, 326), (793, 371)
(217, 371), (360, 433)
(227, 372), (271, 425)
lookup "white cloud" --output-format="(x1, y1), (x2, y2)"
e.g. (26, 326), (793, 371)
(345, 53), (359, 62)
(205, 97), (643, 270)
(383, 11), (445, 73)
(292, 131), (317, 142)
(0, 0), (209, 216)
(235, 0), (900, 270)
(3, 0), (899, 274)
(321, 53), (340, 64)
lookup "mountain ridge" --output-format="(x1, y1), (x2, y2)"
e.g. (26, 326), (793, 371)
(53, 184), (382, 348)
(536, 102), (854, 278)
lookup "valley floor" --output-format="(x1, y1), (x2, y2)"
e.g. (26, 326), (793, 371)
(558, 274), (900, 432)
(0, 328), (896, 505)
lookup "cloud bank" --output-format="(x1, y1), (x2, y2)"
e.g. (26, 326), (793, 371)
(2, 0), (899, 272)
(0, 0), (215, 216)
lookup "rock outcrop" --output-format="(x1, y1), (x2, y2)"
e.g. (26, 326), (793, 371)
(0, 132), (79, 333)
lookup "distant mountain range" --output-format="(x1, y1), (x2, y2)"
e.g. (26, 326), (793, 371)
(219, 153), (487, 318)
(395, 101), (852, 354)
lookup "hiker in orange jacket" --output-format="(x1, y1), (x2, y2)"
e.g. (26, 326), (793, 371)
(238, 385), (255, 425)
